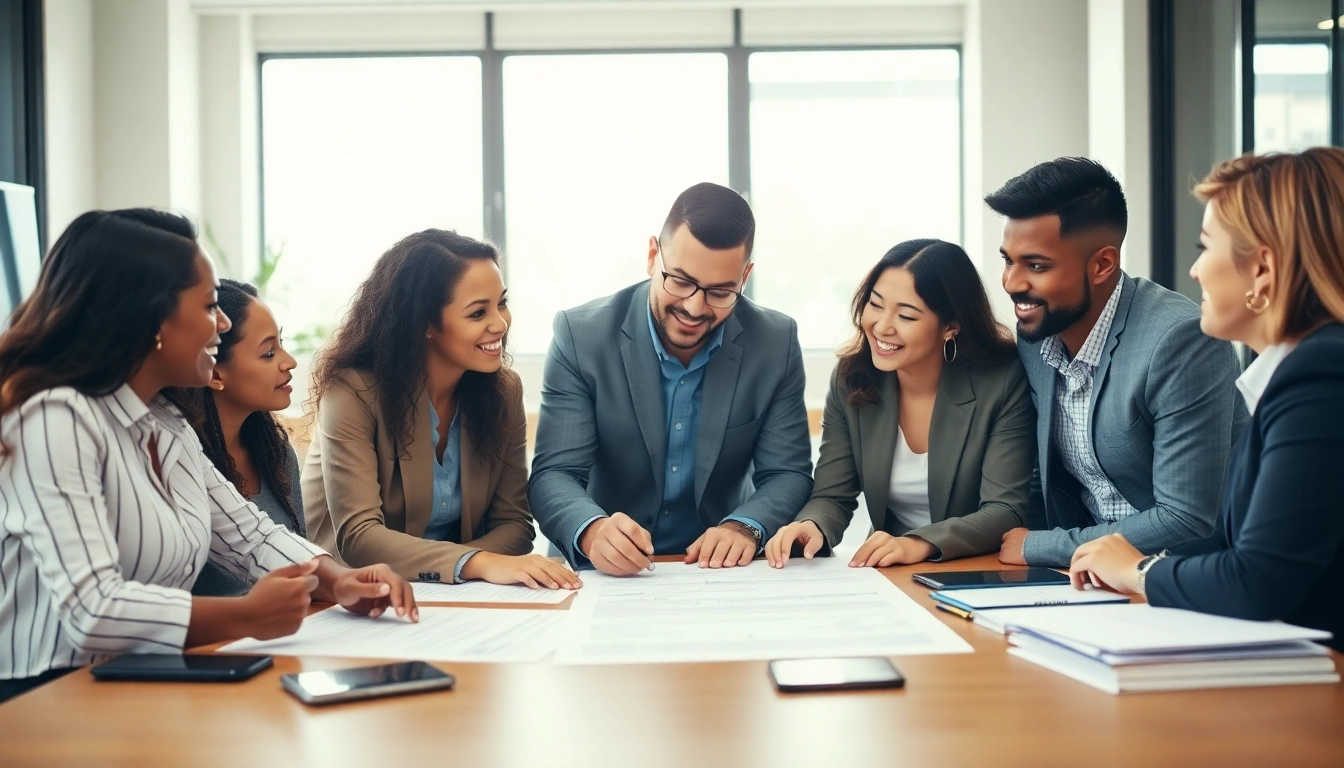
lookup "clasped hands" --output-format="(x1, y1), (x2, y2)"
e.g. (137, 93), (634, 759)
(578, 512), (760, 576)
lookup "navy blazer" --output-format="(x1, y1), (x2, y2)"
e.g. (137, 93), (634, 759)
(1146, 323), (1344, 651)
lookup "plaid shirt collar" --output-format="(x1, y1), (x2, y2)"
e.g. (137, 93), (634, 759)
(1040, 278), (1124, 392)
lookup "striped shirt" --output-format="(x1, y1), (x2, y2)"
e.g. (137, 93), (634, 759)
(1040, 278), (1138, 523)
(0, 384), (325, 680)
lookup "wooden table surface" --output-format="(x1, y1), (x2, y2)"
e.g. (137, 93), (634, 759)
(1, 554), (1341, 768)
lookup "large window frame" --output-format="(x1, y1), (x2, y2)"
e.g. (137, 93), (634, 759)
(257, 10), (963, 357)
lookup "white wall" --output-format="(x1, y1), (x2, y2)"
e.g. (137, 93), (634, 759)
(963, 0), (1091, 326)
(199, 13), (258, 279)
(43, 0), (96, 238)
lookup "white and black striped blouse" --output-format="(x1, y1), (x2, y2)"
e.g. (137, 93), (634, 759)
(0, 384), (326, 680)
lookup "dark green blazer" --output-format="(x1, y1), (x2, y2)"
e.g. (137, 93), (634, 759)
(798, 356), (1035, 561)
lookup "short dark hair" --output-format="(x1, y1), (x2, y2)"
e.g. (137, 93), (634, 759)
(660, 182), (755, 258)
(984, 157), (1128, 239)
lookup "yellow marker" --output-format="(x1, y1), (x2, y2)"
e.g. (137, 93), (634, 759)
(935, 603), (973, 620)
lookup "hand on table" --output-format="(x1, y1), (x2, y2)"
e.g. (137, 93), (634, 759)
(998, 527), (1030, 565)
(1069, 533), (1144, 594)
(332, 562), (419, 622)
(850, 532), (936, 567)
(685, 521), (757, 568)
(580, 512), (653, 576)
(765, 520), (826, 568)
(461, 552), (583, 590)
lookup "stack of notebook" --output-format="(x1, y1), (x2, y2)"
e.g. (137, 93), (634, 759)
(931, 584), (1128, 630)
(993, 603), (1338, 693)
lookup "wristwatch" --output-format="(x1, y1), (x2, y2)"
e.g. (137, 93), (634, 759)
(1135, 550), (1169, 596)
(721, 520), (763, 552)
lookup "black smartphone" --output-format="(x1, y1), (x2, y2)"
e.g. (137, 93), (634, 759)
(281, 661), (455, 706)
(91, 654), (273, 682)
(769, 657), (905, 693)
(912, 568), (1070, 590)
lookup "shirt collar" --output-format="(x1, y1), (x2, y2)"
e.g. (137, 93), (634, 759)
(1236, 342), (1298, 414)
(645, 302), (725, 369)
(103, 384), (153, 428)
(1040, 276), (1125, 374)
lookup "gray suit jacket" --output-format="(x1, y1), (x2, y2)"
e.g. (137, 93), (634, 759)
(798, 356), (1036, 561)
(1019, 274), (1248, 566)
(529, 281), (814, 563)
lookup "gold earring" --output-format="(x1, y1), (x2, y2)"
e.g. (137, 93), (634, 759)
(155, 335), (162, 351)
(211, 383), (224, 391)
(1245, 290), (1270, 314)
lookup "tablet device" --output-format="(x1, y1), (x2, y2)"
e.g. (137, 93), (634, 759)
(912, 568), (1070, 590)
(281, 661), (455, 706)
(769, 657), (905, 693)
(91, 654), (273, 682)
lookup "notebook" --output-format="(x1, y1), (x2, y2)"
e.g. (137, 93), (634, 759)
(932, 585), (1129, 614)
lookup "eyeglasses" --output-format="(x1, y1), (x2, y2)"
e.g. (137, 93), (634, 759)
(655, 242), (744, 309)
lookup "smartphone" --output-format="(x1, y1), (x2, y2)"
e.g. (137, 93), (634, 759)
(281, 661), (455, 706)
(91, 654), (273, 682)
(912, 568), (1070, 590)
(769, 657), (905, 693)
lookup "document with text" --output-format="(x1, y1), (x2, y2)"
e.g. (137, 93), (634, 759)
(553, 557), (972, 665)
(411, 580), (577, 605)
(220, 606), (568, 663)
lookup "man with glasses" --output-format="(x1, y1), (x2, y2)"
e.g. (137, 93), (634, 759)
(530, 182), (813, 575)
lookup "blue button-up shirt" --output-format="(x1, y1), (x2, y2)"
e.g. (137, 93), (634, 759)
(571, 304), (765, 562)
(426, 404), (476, 581)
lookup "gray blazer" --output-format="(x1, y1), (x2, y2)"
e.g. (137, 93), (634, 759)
(797, 357), (1035, 561)
(529, 281), (814, 563)
(1019, 274), (1248, 566)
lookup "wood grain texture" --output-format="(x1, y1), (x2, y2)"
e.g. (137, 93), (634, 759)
(1, 555), (1339, 768)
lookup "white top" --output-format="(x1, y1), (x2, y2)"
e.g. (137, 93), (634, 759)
(1039, 278), (1138, 523)
(0, 385), (326, 680)
(1235, 342), (1299, 414)
(887, 427), (932, 532)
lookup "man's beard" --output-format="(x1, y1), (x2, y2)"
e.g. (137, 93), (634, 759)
(1013, 280), (1092, 343)
(653, 300), (719, 350)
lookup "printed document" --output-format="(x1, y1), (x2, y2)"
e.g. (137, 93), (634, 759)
(412, 581), (577, 605)
(221, 607), (568, 663)
(554, 557), (972, 665)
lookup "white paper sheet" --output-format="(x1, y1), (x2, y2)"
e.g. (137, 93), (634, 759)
(553, 557), (972, 665)
(219, 607), (568, 663)
(412, 581), (577, 604)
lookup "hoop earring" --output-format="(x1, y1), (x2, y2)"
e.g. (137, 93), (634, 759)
(155, 335), (163, 351)
(1245, 290), (1270, 314)
(943, 337), (957, 363)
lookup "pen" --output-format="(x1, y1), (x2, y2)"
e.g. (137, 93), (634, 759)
(935, 603), (973, 620)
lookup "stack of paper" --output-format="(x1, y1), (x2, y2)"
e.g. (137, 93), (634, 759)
(997, 604), (1339, 693)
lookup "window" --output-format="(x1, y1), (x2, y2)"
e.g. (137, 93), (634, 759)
(748, 49), (962, 351)
(259, 45), (962, 362)
(1252, 44), (1331, 152)
(502, 53), (730, 355)
(260, 56), (483, 354)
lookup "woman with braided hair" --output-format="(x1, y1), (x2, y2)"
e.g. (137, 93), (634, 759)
(177, 279), (306, 596)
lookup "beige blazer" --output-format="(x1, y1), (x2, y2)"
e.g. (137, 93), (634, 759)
(797, 357), (1035, 561)
(302, 369), (534, 581)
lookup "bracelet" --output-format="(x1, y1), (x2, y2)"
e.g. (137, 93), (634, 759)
(721, 520), (763, 549)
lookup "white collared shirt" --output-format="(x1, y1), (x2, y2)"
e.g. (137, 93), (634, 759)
(0, 384), (326, 680)
(1236, 342), (1299, 414)
(1039, 279), (1139, 523)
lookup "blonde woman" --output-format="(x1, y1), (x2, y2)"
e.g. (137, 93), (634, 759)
(1070, 147), (1344, 650)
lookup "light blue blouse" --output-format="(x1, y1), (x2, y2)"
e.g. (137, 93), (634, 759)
(425, 404), (477, 581)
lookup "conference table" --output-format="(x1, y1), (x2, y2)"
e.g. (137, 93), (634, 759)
(1, 554), (1341, 767)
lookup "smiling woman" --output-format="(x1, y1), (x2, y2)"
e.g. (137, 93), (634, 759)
(0, 209), (417, 703)
(171, 280), (308, 597)
(303, 229), (579, 592)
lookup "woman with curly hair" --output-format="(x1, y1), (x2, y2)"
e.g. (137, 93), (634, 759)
(303, 229), (579, 590)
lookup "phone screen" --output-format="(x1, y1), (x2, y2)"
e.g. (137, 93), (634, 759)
(286, 661), (452, 698)
(770, 657), (905, 692)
